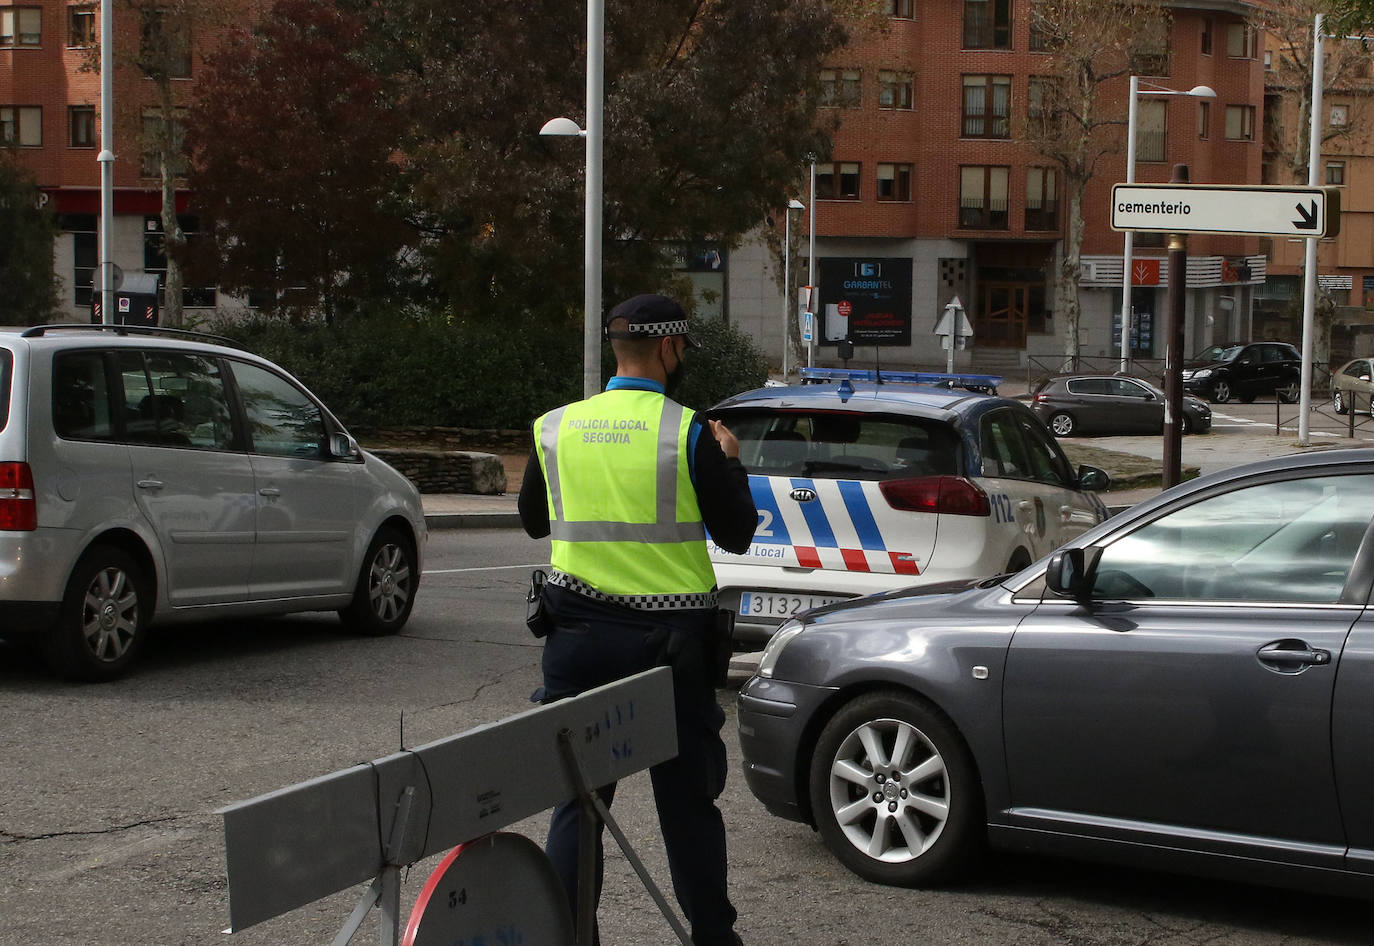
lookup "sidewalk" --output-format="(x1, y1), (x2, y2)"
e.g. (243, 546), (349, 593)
(418, 417), (1370, 529)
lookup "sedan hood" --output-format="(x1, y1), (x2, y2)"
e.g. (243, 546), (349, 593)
(803, 574), (995, 624)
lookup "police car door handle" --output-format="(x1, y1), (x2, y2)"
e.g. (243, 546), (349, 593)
(258, 487), (281, 498)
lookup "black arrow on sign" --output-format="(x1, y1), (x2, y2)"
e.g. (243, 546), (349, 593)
(1293, 200), (1319, 230)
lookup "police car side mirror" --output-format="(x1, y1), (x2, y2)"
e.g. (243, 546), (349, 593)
(1046, 547), (1103, 600)
(1076, 464), (1110, 492)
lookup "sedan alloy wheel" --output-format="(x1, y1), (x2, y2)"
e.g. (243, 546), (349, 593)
(809, 691), (981, 886)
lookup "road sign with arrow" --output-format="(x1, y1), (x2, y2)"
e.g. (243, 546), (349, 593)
(1111, 183), (1341, 239)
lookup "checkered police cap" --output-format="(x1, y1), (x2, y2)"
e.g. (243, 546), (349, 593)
(603, 294), (700, 348)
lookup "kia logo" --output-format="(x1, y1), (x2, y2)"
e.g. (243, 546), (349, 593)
(790, 487), (818, 503)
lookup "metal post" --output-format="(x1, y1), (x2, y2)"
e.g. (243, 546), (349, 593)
(98, 0), (114, 326)
(1298, 13), (1324, 445)
(808, 159), (817, 368)
(1162, 164), (1189, 490)
(782, 210), (791, 381)
(1120, 76), (1140, 373)
(583, 0), (605, 399)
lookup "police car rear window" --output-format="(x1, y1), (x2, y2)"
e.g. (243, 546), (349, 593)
(0, 349), (11, 431)
(724, 410), (959, 481)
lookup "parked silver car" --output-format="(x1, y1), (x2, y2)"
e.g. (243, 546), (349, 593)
(0, 325), (426, 681)
(738, 447), (1374, 897)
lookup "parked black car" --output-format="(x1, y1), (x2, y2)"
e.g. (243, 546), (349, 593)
(1181, 341), (1301, 404)
(1030, 374), (1212, 437)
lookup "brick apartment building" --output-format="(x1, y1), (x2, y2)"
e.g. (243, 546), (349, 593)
(0, 0), (250, 321)
(724, 0), (1272, 377)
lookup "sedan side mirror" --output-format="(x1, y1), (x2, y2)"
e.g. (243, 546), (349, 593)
(1045, 546), (1103, 600)
(1076, 464), (1111, 492)
(329, 432), (361, 459)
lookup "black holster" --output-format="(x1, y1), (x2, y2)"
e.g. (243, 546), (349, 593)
(525, 569), (552, 638)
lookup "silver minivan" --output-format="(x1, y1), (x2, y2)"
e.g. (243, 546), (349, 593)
(0, 325), (426, 680)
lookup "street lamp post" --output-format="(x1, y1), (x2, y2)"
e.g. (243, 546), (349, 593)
(782, 199), (804, 381)
(1119, 78), (1216, 373)
(539, 0), (604, 400)
(807, 158), (817, 368)
(98, 0), (114, 326)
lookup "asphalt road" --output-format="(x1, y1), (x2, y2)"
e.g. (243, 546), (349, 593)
(3, 515), (1374, 945)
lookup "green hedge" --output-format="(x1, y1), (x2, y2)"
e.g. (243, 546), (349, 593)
(213, 306), (768, 431)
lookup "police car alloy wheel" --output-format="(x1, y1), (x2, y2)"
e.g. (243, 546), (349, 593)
(808, 690), (982, 886)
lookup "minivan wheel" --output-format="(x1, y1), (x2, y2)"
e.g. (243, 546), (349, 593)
(46, 545), (149, 682)
(1048, 412), (1076, 437)
(340, 527), (417, 635)
(1210, 380), (1232, 403)
(808, 690), (982, 887)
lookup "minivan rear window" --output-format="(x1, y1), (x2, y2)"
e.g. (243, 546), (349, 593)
(0, 350), (11, 431)
(722, 409), (959, 480)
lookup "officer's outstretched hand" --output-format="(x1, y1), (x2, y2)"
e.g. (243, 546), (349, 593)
(708, 419), (740, 459)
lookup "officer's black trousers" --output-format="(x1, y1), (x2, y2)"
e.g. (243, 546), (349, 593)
(541, 584), (738, 946)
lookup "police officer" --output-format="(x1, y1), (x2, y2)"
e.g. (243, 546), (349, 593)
(518, 293), (757, 946)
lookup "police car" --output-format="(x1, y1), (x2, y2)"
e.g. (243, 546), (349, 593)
(706, 380), (1111, 645)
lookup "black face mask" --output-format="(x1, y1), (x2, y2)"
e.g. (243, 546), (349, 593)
(663, 341), (687, 396)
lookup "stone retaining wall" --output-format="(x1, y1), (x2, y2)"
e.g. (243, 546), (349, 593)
(369, 448), (507, 495)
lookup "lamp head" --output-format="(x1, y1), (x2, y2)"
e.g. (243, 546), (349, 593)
(539, 117), (586, 138)
(787, 199), (805, 210)
(1188, 85), (1218, 99)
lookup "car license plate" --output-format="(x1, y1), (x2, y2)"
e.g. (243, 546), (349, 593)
(738, 591), (845, 617)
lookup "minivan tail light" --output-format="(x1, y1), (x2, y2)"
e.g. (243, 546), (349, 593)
(879, 475), (990, 517)
(0, 462), (36, 531)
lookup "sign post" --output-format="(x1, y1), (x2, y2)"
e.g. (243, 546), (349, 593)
(933, 296), (973, 374)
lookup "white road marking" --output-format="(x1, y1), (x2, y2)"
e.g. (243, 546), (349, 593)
(426, 563), (550, 575)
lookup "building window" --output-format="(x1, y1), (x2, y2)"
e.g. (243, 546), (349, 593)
(69, 105), (95, 148)
(819, 68), (862, 108)
(1027, 76), (1061, 133)
(0, 106), (42, 146)
(1197, 100), (1210, 139)
(141, 109), (188, 177)
(964, 0), (1011, 50)
(144, 215), (216, 308)
(1131, 37), (1170, 77)
(816, 162), (861, 200)
(1330, 104), (1349, 127)
(1136, 99), (1165, 162)
(886, 0), (914, 18)
(1201, 19), (1212, 55)
(1326, 161), (1345, 185)
(962, 75), (1011, 138)
(1225, 104), (1255, 141)
(59, 213), (98, 307)
(878, 70), (914, 109)
(0, 7), (41, 47)
(1025, 168), (1058, 230)
(140, 8), (191, 79)
(1227, 24), (1256, 59)
(877, 163), (912, 201)
(1029, 0), (1053, 51)
(959, 166), (1009, 229)
(1264, 49), (1274, 70)
(68, 5), (95, 46)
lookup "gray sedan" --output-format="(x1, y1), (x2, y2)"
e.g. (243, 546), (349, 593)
(738, 448), (1374, 897)
(1030, 374), (1212, 437)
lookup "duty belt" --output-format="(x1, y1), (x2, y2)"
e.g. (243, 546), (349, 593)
(548, 570), (718, 611)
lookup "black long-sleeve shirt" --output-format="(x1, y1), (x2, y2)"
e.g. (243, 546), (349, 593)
(518, 411), (757, 555)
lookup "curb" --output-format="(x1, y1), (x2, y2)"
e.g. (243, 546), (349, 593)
(425, 511), (524, 530)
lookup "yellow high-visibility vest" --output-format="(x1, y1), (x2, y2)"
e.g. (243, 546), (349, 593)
(534, 387), (717, 609)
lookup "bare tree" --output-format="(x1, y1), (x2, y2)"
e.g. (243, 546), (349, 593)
(1018, 0), (1171, 367)
(1260, 0), (1374, 186)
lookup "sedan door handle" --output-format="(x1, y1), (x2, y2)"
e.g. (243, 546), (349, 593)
(136, 479), (164, 490)
(1257, 641), (1331, 668)
(258, 487), (281, 498)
